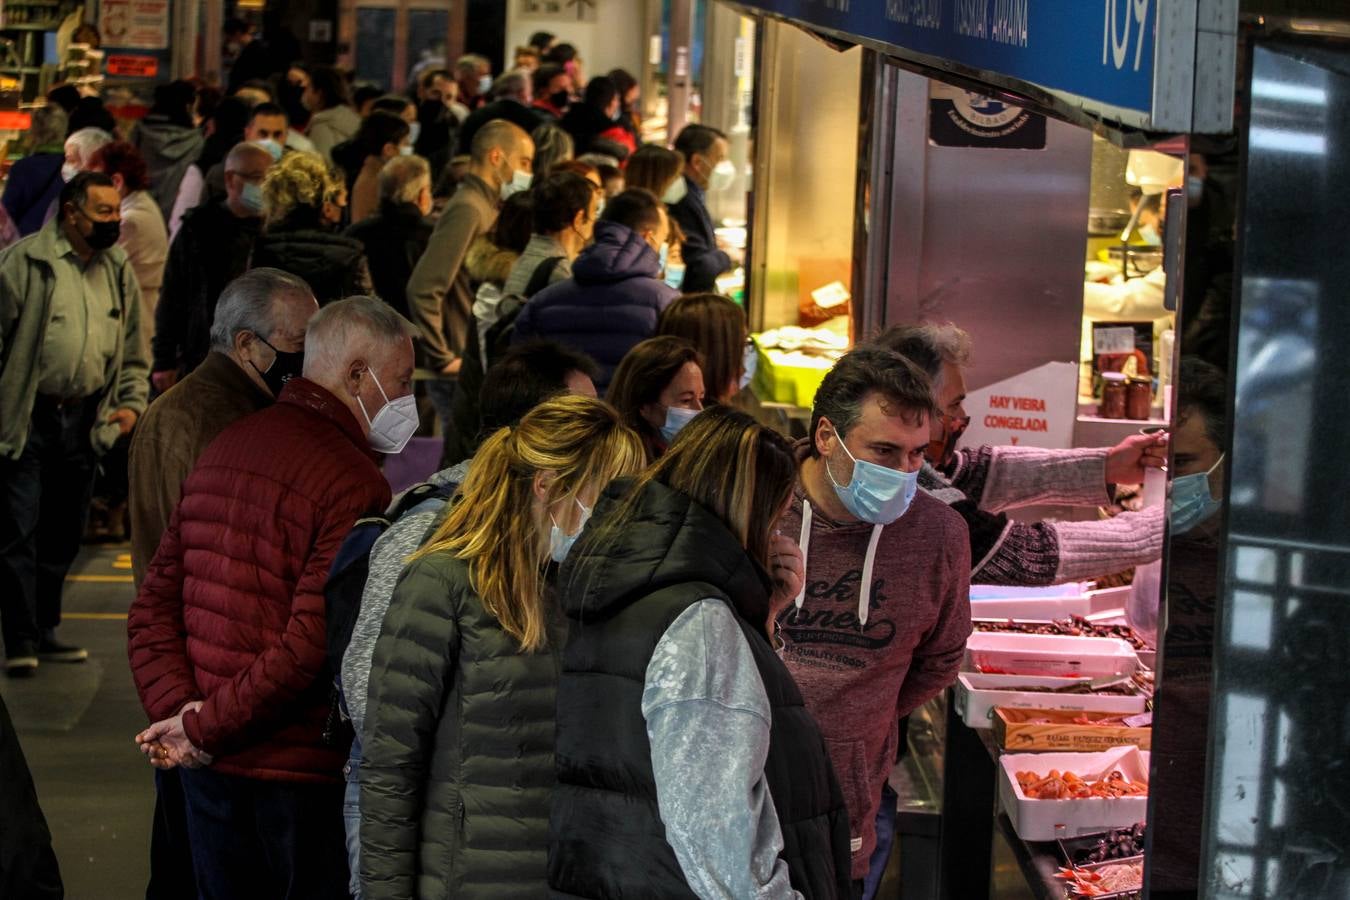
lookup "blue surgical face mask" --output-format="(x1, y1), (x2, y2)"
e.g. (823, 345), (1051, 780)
(240, 180), (265, 215)
(663, 260), (686, 291)
(408, 121), (421, 146)
(257, 139), (283, 161)
(657, 241), (669, 273)
(740, 340), (757, 390)
(1169, 455), (1224, 535)
(549, 497), (591, 563)
(659, 405), (699, 443)
(826, 431), (919, 525)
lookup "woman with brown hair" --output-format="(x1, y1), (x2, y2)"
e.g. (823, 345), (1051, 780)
(360, 394), (645, 899)
(551, 406), (853, 900)
(625, 144), (685, 204)
(658, 291), (753, 404)
(606, 336), (705, 461)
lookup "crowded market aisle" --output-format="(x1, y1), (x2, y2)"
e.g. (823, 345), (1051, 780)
(0, 545), (151, 899)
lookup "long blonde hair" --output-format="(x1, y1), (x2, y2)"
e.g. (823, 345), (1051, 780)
(413, 394), (644, 652)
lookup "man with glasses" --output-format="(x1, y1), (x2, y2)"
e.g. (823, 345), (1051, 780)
(0, 171), (148, 676)
(152, 141), (275, 391)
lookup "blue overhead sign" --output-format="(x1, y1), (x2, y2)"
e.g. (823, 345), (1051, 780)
(732, 0), (1161, 118)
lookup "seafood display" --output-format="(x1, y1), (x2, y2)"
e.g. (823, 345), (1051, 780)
(1061, 824), (1148, 864)
(1055, 860), (1143, 897)
(974, 616), (1148, 651)
(1015, 769), (1148, 800)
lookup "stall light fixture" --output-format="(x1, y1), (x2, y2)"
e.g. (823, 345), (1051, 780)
(1250, 79), (1327, 107)
(1248, 127), (1327, 156)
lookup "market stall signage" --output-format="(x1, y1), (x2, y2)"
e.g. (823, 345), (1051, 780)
(106, 55), (160, 78)
(727, 0), (1227, 132)
(99, 0), (171, 51)
(959, 361), (1078, 449)
(928, 82), (1045, 148)
(0, 111), (32, 131)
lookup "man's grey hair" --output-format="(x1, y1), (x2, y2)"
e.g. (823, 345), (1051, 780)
(491, 72), (528, 101)
(303, 295), (417, 376)
(577, 152), (620, 169)
(65, 127), (114, 166)
(209, 268), (314, 351)
(379, 154), (430, 204)
(456, 53), (490, 73)
(868, 322), (972, 392)
(30, 105), (69, 150)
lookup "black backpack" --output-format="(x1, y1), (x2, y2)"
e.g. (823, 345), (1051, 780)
(323, 481), (455, 680)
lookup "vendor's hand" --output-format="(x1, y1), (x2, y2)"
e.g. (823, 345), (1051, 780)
(767, 532), (805, 620)
(441, 358), (462, 376)
(107, 408), (138, 437)
(151, 369), (179, 393)
(1105, 432), (1168, 485)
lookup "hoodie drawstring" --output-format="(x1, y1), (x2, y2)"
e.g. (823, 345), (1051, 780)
(794, 500), (884, 630)
(793, 501), (814, 613)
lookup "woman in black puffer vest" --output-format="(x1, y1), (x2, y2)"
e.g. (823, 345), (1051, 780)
(551, 406), (852, 899)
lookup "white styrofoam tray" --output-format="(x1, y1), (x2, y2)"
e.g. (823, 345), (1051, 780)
(999, 746), (1151, 841)
(954, 673), (1148, 729)
(966, 632), (1139, 679)
(970, 582), (1092, 620)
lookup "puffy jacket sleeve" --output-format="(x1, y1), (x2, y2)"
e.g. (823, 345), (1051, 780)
(127, 511), (201, 722)
(360, 556), (462, 900)
(180, 491), (363, 754)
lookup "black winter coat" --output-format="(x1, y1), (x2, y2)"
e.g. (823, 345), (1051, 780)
(550, 478), (853, 899)
(252, 210), (373, 306)
(343, 200), (433, 320)
(152, 200), (261, 375)
(360, 552), (564, 900)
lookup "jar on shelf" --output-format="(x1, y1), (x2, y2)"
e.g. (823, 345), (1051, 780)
(1125, 377), (1153, 420)
(1099, 371), (1127, 419)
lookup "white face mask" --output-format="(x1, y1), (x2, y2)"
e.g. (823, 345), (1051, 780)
(408, 121), (421, 145)
(661, 175), (688, 206)
(549, 497), (591, 564)
(500, 168), (533, 200)
(61, 161), (80, 182)
(356, 367), (418, 454)
(707, 159), (736, 193)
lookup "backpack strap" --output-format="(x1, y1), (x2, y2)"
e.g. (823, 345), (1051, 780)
(523, 255), (564, 298)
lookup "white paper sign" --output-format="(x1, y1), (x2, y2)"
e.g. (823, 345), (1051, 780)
(811, 281), (851, 310)
(99, 0), (169, 50)
(959, 361), (1079, 450)
(1094, 325), (1137, 355)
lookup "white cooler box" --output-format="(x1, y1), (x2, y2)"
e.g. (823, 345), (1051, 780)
(965, 632), (1139, 679)
(953, 673), (1148, 729)
(999, 746), (1151, 841)
(969, 582), (1092, 620)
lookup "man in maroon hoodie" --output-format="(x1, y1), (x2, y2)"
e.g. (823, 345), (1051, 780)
(127, 295), (417, 899)
(781, 347), (972, 895)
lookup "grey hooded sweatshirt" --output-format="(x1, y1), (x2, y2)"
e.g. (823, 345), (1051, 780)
(133, 117), (204, 223)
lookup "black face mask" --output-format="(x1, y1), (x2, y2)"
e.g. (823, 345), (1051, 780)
(549, 90), (571, 109)
(79, 208), (121, 250)
(249, 335), (305, 397)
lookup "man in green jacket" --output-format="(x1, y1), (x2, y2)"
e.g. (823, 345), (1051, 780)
(0, 172), (149, 676)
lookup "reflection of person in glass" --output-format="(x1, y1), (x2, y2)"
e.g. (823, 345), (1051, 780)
(1148, 356), (1226, 898)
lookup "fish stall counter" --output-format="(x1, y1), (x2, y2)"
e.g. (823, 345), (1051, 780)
(923, 579), (1153, 900)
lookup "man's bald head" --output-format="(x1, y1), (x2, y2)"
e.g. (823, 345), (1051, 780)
(471, 119), (531, 164)
(223, 142), (276, 217)
(302, 295), (417, 437)
(227, 141), (275, 171)
(470, 120), (535, 195)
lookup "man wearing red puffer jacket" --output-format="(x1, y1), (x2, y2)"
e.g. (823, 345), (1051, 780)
(128, 294), (418, 900)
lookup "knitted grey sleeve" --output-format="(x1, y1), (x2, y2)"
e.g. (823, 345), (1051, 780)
(972, 506), (1164, 586)
(977, 445), (1113, 514)
(1051, 506), (1165, 583)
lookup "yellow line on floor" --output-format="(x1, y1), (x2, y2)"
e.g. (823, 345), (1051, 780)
(66, 574), (134, 584)
(64, 612), (129, 621)
(112, 561), (132, 570)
